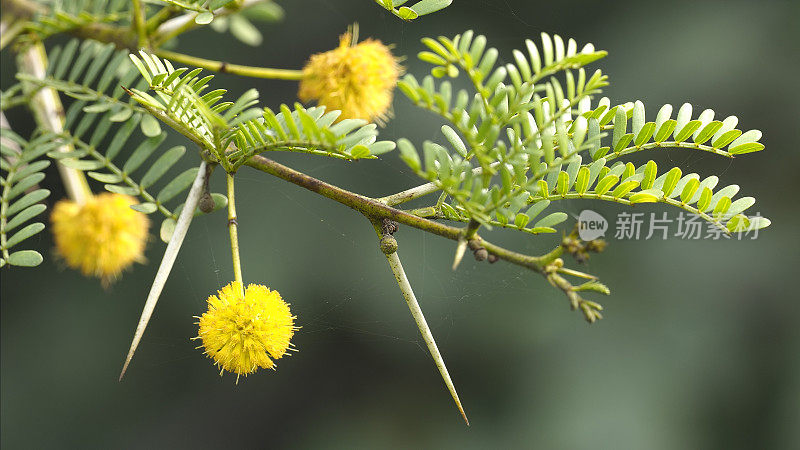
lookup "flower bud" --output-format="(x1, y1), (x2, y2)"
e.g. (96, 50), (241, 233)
(379, 234), (398, 254)
(199, 192), (215, 213)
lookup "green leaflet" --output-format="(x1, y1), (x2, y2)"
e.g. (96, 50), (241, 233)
(376, 0), (453, 21)
(0, 129), (51, 268)
(396, 31), (610, 228)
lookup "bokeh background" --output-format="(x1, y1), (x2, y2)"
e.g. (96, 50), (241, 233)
(2, 0), (799, 448)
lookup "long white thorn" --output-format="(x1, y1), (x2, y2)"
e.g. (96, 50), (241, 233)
(118, 161), (207, 381)
(384, 250), (469, 425)
(451, 237), (468, 271)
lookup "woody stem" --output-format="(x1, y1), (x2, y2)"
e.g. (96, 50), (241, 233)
(16, 41), (92, 204)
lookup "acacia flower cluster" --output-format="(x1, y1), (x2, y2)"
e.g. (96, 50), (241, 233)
(50, 193), (148, 284)
(299, 31), (403, 124)
(196, 281), (297, 380)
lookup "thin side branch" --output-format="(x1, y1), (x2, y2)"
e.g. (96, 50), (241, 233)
(378, 164), (495, 207)
(154, 49), (304, 80)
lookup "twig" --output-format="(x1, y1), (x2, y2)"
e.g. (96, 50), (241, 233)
(378, 164), (494, 207)
(154, 49), (304, 80)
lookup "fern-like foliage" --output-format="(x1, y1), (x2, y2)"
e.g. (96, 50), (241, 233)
(15, 39), (224, 243)
(17, 39), (158, 138)
(583, 99), (765, 161)
(1, 128), (52, 268)
(397, 31), (770, 236)
(19, 39), (396, 243)
(45, 119), (226, 243)
(21, 0), (130, 41)
(397, 31), (608, 228)
(126, 51), (396, 169)
(207, 2), (285, 47)
(155, 0), (235, 22)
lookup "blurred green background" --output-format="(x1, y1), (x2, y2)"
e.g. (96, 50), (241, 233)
(2, 0), (799, 448)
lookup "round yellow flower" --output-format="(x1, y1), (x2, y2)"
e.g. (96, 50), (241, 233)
(196, 281), (297, 380)
(50, 192), (148, 283)
(298, 31), (403, 124)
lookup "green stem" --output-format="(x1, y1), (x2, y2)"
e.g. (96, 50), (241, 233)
(131, 0), (148, 48)
(378, 163), (498, 207)
(154, 49), (305, 80)
(152, 16), (196, 46)
(603, 141), (735, 163)
(226, 173), (244, 295)
(0, 187), (9, 263)
(145, 6), (177, 32)
(151, 0), (257, 46)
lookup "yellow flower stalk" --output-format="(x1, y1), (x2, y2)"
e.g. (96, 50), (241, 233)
(50, 193), (149, 283)
(298, 30), (403, 124)
(196, 281), (297, 380)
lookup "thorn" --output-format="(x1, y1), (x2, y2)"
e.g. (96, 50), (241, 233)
(452, 238), (467, 270)
(385, 251), (470, 426)
(557, 267), (598, 280)
(119, 162), (208, 381)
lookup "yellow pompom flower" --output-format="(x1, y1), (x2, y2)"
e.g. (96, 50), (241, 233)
(50, 192), (148, 283)
(298, 30), (403, 124)
(196, 281), (297, 380)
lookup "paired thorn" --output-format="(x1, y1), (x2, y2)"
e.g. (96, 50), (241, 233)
(119, 161), (208, 381)
(372, 222), (469, 425)
(385, 251), (470, 425)
(452, 237), (468, 270)
(453, 220), (482, 270)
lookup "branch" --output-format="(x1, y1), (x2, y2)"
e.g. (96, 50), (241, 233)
(243, 155), (557, 272)
(2, 0), (139, 50)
